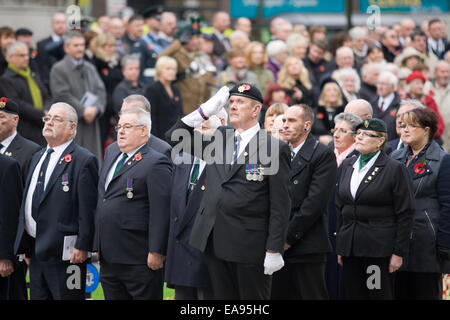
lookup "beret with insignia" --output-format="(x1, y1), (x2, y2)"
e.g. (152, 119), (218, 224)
(355, 118), (387, 133)
(0, 97), (19, 115)
(142, 5), (164, 20)
(229, 83), (263, 104)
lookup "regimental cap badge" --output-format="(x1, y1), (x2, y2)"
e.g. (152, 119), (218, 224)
(364, 120), (369, 128)
(238, 84), (251, 93)
(0, 97), (7, 109)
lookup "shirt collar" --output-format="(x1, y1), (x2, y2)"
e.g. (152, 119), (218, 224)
(291, 140), (306, 157)
(0, 131), (17, 151)
(122, 142), (147, 160)
(235, 123), (260, 142)
(380, 92), (395, 107)
(353, 150), (381, 171)
(46, 139), (73, 155)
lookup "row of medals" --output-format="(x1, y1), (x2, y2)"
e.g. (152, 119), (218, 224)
(246, 165), (264, 182)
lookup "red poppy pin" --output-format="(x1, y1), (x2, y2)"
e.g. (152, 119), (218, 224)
(148, 44), (154, 51)
(31, 50), (38, 59)
(429, 89), (435, 96)
(396, 50), (401, 55)
(389, 109), (397, 117)
(192, 22), (199, 30)
(64, 154), (72, 163)
(413, 156), (427, 175)
(319, 65), (325, 72)
(102, 68), (109, 76)
(237, 84), (251, 93)
(0, 97), (7, 109)
(134, 153), (142, 162)
(317, 112), (324, 120)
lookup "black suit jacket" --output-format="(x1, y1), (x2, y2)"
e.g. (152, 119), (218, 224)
(14, 141), (99, 262)
(284, 135), (337, 260)
(371, 92), (401, 141)
(36, 36), (64, 91)
(335, 151), (415, 258)
(1, 68), (51, 146)
(95, 143), (172, 264)
(164, 155), (210, 288)
(4, 133), (41, 184)
(166, 119), (292, 265)
(0, 154), (22, 261)
(211, 33), (229, 58)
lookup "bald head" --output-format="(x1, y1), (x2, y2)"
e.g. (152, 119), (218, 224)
(235, 17), (251, 36)
(400, 18), (415, 38)
(336, 46), (354, 69)
(435, 61), (450, 87)
(344, 99), (373, 120)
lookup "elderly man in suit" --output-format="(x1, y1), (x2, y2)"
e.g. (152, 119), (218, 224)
(14, 102), (99, 300)
(166, 83), (291, 300)
(50, 31), (106, 162)
(95, 107), (172, 300)
(165, 108), (228, 300)
(271, 104), (337, 300)
(0, 97), (40, 300)
(104, 94), (172, 160)
(0, 154), (22, 300)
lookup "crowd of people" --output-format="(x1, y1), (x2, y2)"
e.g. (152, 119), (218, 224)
(1, 4), (450, 300)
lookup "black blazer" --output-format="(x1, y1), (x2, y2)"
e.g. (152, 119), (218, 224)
(1, 68), (51, 146)
(4, 133), (41, 185)
(371, 93), (401, 141)
(0, 154), (22, 261)
(284, 135), (337, 260)
(166, 119), (292, 265)
(95, 144), (173, 264)
(164, 156), (210, 288)
(335, 151), (415, 258)
(14, 141), (99, 262)
(145, 81), (184, 140)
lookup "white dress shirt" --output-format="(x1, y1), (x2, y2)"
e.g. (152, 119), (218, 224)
(24, 139), (73, 238)
(104, 143), (146, 191)
(350, 151), (381, 199)
(290, 140), (306, 160)
(235, 123), (261, 159)
(379, 93), (395, 112)
(0, 131), (17, 154)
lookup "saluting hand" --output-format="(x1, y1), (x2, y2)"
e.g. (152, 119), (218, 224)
(389, 254), (402, 273)
(147, 252), (165, 271)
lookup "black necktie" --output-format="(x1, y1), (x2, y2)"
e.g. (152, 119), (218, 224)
(0, 143), (4, 152)
(291, 148), (295, 161)
(32, 148), (54, 220)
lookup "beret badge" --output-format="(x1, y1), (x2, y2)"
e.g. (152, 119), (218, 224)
(0, 97), (7, 109)
(238, 84), (251, 93)
(364, 120), (369, 128)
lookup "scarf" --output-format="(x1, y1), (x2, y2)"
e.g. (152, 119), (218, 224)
(359, 151), (378, 171)
(8, 63), (43, 109)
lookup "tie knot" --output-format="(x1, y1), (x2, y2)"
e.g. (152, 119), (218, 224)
(47, 148), (54, 155)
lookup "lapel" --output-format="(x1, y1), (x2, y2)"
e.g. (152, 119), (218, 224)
(290, 135), (318, 179)
(223, 129), (266, 183)
(100, 144), (121, 189)
(341, 157), (357, 201)
(379, 93), (399, 118)
(40, 141), (76, 204)
(24, 147), (46, 199)
(108, 144), (149, 187)
(354, 151), (388, 201)
(4, 134), (21, 157)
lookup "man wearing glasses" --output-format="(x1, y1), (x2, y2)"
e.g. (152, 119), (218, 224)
(14, 102), (99, 300)
(95, 107), (172, 300)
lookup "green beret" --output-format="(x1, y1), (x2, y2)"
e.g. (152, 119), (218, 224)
(355, 118), (387, 133)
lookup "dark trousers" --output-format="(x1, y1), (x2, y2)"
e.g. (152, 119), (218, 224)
(342, 256), (394, 300)
(0, 258), (28, 300)
(204, 241), (271, 300)
(29, 258), (86, 300)
(175, 285), (214, 300)
(395, 271), (442, 300)
(271, 261), (329, 300)
(100, 259), (163, 300)
(325, 252), (344, 300)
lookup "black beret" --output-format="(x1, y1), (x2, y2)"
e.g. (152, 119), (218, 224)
(229, 83), (263, 104)
(356, 118), (387, 133)
(0, 97), (19, 115)
(15, 28), (33, 37)
(142, 5), (164, 19)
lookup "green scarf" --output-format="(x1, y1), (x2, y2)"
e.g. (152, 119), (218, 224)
(359, 151), (379, 171)
(8, 63), (43, 110)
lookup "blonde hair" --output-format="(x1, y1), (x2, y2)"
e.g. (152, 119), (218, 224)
(154, 56), (178, 82)
(93, 33), (116, 61)
(277, 56), (312, 90)
(244, 41), (268, 68)
(265, 102), (288, 121)
(318, 82), (343, 107)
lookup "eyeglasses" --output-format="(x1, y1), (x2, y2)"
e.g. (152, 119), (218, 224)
(42, 115), (74, 123)
(355, 131), (381, 138)
(399, 124), (421, 130)
(114, 124), (144, 132)
(330, 128), (355, 135)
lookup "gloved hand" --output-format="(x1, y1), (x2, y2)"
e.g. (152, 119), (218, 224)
(200, 86), (230, 118)
(263, 252), (284, 275)
(437, 246), (450, 261)
(182, 86), (229, 128)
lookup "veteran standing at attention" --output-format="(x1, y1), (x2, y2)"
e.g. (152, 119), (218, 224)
(166, 83), (291, 300)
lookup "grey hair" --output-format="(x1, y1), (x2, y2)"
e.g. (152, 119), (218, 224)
(349, 26), (367, 41)
(333, 67), (361, 92)
(64, 31), (85, 45)
(50, 102), (78, 126)
(6, 41), (28, 56)
(120, 107), (152, 137)
(399, 99), (426, 110)
(286, 33), (308, 54)
(266, 40), (287, 57)
(379, 71), (398, 90)
(122, 94), (151, 113)
(334, 112), (363, 132)
(121, 54), (140, 69)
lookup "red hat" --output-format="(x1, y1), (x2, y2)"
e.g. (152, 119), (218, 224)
(406, 71), (426, 84)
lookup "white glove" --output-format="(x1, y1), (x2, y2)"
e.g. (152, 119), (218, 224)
(182, 86), (230, 128)
(263, 252), (284, 275)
